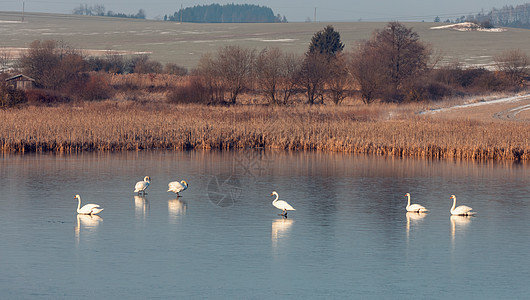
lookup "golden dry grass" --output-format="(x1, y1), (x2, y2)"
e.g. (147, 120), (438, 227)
(105, 73), (187, 89)
(1, 101), (528, 161)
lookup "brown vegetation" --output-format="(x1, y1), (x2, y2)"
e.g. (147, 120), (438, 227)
(1, 24), (529, 162)
(1, 102), (528, 161)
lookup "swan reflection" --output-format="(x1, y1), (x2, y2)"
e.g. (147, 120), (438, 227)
(271, 218), (294, 248)
(406, 212), (427, 242)
(451, 215), (472, 240)
(406, 212), (427, 231)
(168, 198), (187, 223)
(134, 195), (149, 220)
(75, 214), (103, 245)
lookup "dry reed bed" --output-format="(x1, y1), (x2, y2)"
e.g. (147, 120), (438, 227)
(105, 73), (187, 89)
(1, 102), (529, 161)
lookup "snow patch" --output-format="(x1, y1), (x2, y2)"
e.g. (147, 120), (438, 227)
(260, 39), (297, 42)
(430, 22), (506, 32)
(423, 94), (530, 115)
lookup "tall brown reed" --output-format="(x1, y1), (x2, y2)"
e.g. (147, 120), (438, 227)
(1, 102), (529, 161)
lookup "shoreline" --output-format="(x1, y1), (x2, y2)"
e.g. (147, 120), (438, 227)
(1, 102), (529, 161)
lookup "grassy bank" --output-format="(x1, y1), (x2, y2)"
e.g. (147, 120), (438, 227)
(1, 101), (529, 161)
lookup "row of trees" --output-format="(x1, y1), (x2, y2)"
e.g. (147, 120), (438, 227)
(186, 23), (527, 105)
(473, 3), (530, 29)
(436, 3), (530, 29)
(73, 4), (146, 19)
(2, 23), (528, 108)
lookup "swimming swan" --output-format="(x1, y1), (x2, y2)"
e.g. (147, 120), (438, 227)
(168, 180), (189, 196)
(271, 191), (295, 218)
(405, 193), (428, 213)
(450, 195), (476, 216)
(75, 194), (104, 215)
(134, 176), (151, 195)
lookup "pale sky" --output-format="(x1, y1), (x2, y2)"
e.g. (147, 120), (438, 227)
(1, 0), (528, 22)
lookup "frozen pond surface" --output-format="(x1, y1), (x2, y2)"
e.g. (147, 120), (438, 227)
(0, 151), (529, 298)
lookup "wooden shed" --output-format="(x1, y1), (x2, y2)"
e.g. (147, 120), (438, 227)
(5, 74), (36, 90)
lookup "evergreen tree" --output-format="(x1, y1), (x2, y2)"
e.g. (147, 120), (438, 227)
(308, 25), (344, 58)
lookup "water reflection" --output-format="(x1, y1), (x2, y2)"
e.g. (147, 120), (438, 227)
(450, 215), (473, 246)
(168, 198), (186, 223)
(74, 214), (102, 245)
(406, 211), (427, 233)
(406, 211), (427, 246)
(134, 195), (149, 220)
(271, 218), (294, 248)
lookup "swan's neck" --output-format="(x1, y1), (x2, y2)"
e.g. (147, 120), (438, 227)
(272, 193), (279, 203)
(77, 196), (81, 212)
(407, 195), (411, 207)
(451, 197), (456, 211)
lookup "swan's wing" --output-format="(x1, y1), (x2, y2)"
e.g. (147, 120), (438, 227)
(274, 200), (295, 210)
(453, 205), (474, 215)
(134, 181), (148, 191)
(408, 204), (428, 212)
(79, 204), (101, 214)
(90, 207), (104, 214)
(168, 181), (184, 192)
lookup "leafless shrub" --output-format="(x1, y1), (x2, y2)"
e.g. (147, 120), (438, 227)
(494, 49), (530, 89)
(25, 89), (71, 106)
(164, 63), (188, 76)
(167, 76), (209, 104)
(0, 80), (26, 108)
(131, 54), (163, 74)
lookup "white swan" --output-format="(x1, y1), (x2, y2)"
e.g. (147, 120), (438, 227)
(271, 191), (295, 218)
(168, 180), (188, 196)
(450, 195), (476, 216)
(75, 194), (104, 215)
(134, 176), (151, 195)
(405, 193), (428, 212)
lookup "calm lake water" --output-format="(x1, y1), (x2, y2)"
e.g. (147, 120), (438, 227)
(1, 150), (529, 299)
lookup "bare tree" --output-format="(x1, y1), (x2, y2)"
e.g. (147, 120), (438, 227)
(278, 52), (303, 105)
(494, 49), (530, 89)
(206, 45), (256, 105)
(256, 47), (283, 105)
(365, 22), (431, 102)
(256, 48), (302, 105)
(19, 40), (59, 88)
(327, 53), (351, 105)
(298, 52), (329, 104)
(93, 5), (106, 16)
(195, 53), (225, 104)
(18, 40), (86, 90)
(348, 44), (385, 104)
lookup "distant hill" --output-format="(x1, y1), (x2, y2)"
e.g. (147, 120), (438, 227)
(167, 4), (287, 23)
